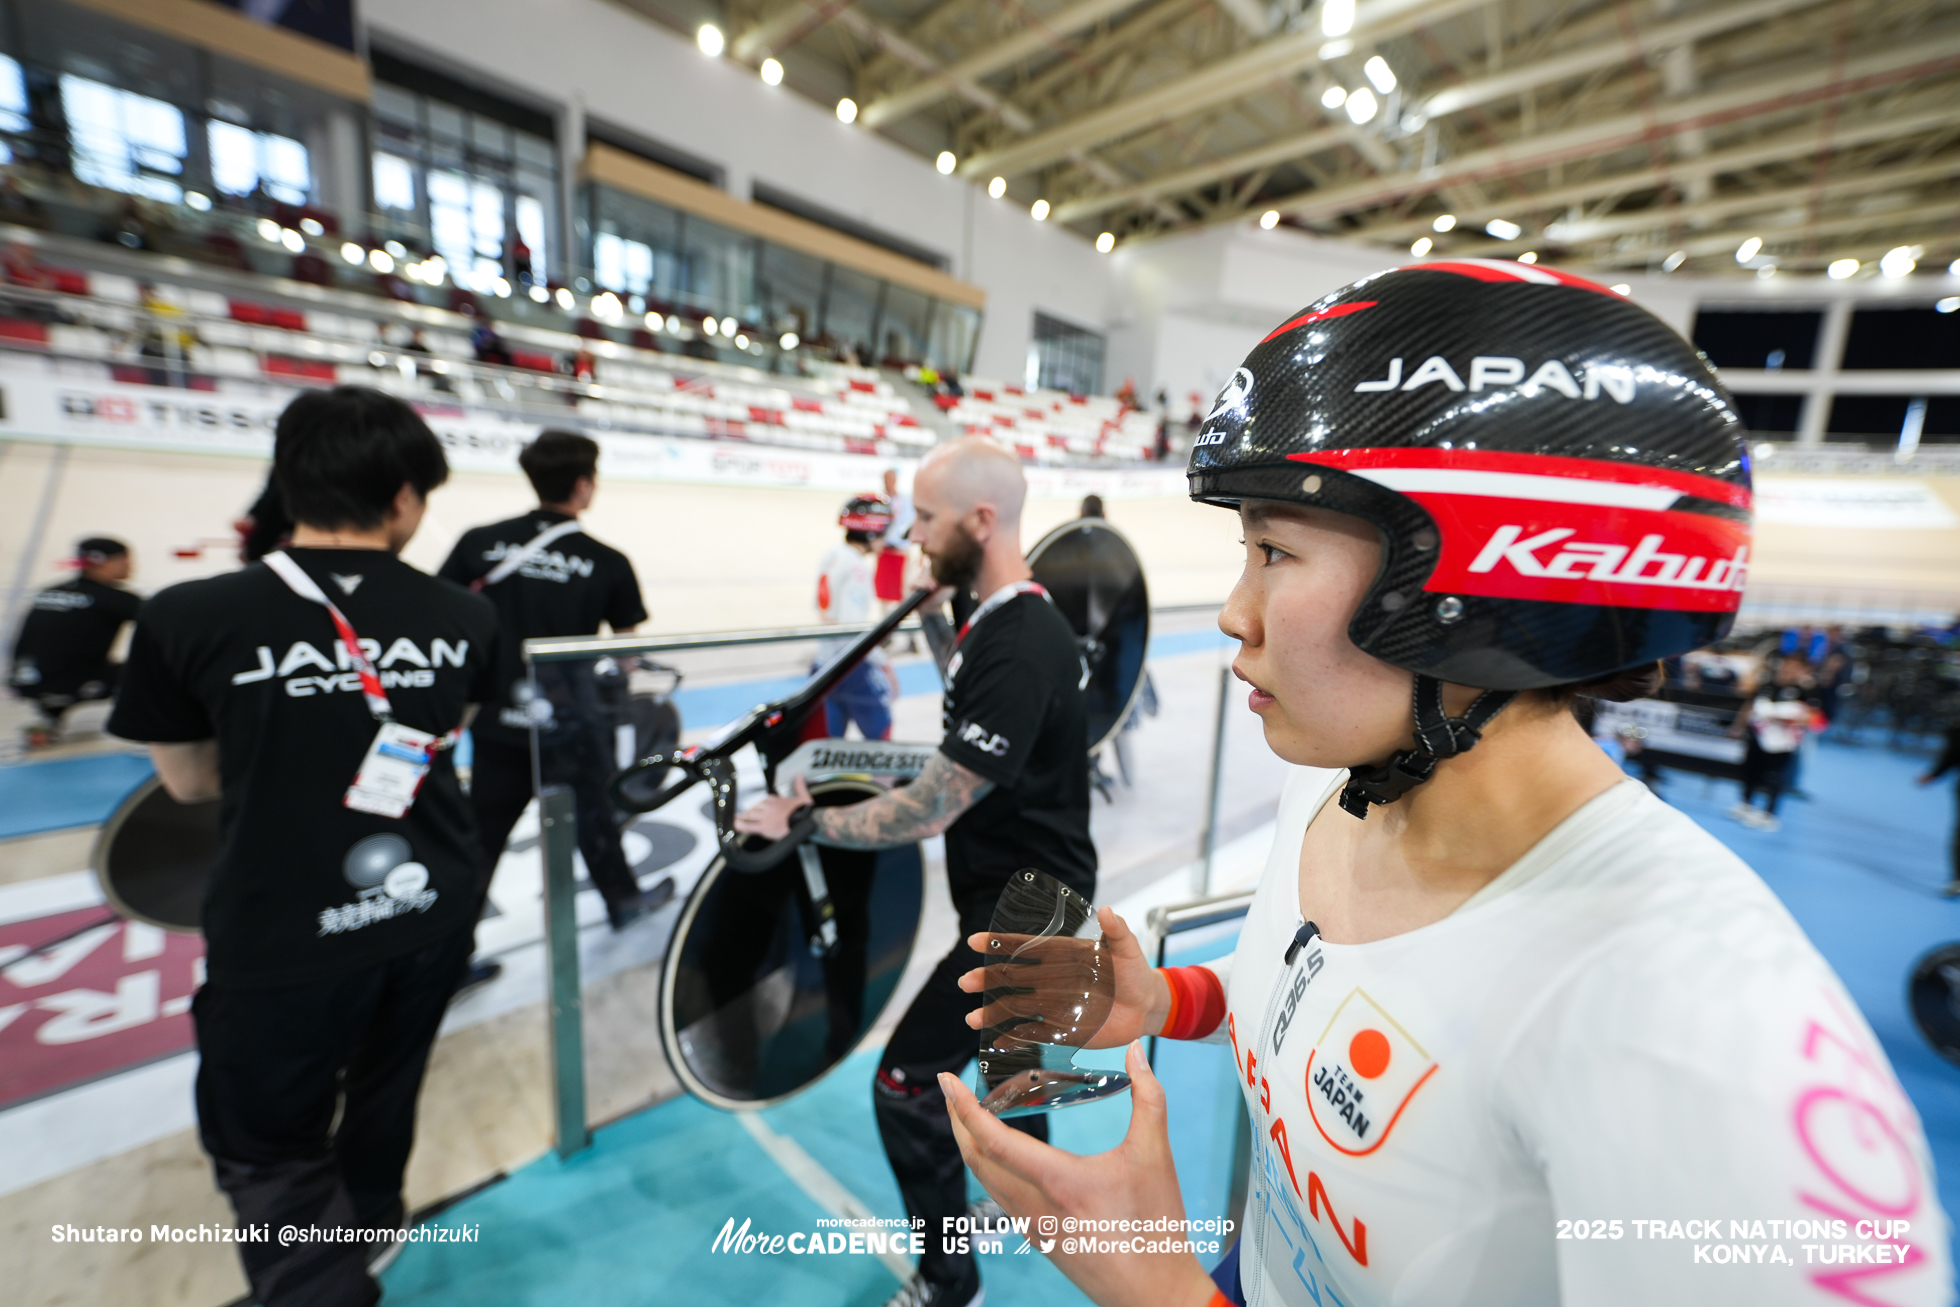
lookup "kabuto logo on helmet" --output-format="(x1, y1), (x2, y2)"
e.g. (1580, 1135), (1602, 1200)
(1194, 367), (1254, 447)
(1187, 260), (1752, 814)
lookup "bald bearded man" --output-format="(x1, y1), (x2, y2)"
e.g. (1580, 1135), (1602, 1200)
(738, 437), (1095, 1307)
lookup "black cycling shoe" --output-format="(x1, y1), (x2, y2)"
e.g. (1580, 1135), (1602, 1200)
(606, 877), (676, 931)
(452, 958), (503, 1000)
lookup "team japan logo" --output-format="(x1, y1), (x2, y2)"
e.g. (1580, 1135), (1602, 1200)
(1304, 989), (1437, 1157)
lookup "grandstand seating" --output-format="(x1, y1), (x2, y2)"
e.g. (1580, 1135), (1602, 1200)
(0, 227), (1160, 466)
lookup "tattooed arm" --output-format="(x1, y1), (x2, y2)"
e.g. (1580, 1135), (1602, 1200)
(732, 752), (993, 849)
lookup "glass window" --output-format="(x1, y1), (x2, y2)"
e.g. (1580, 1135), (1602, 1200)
(594, 230), (656, 295)
(1031, 311), (1104, 395)
(757, 243), (827, 339)
(207, 120), (310, 203)
(1842, 308), (1960, 371)
(928, 303), (980, 374)
(823, 266), (884, 363)
(1690, 310), (1821, 370)
(59, 73), (186, 202)
(677, 216), (759, 323)
(368, 77), (559, 294)
(373, 152), (416, 210)
(0, 54), (27, 131)
(1727, 393), (1803, 436)
(878, 284), (932, 367)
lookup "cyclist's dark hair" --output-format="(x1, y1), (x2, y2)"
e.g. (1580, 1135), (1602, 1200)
(520, 429), (600, 504)
(1551, 662), (1665, 708)
(273, 387), (448, 531)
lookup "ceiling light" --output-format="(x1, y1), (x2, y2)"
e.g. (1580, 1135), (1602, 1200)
(1662, 250), (1687, 272)
(256, 218), (280, 242)
(836, 97), (858, 124)
(1319, 38), (1354, 58)
(185, 191), (211, 211)
(1345, 87), (1377, 124)
(1756, 265), (1777, 279)
(1936, 297), (1960, 314)
(703, 316), (718, 336)
(1322, 0), (1354, 38)
(385, 240), (407, 258)
(1827, 258), (1860, 280)
(1880, 246), (1916, 277)
(936, 151), (956, 175)
(780, 331), (800, 349)
(299, 217), (324, 236)
(1735, 236), (1762, 263)
(1611, 283), (1632, 295)
(279, 228), (304, 253)
(1485, 218), (1522, 241)
(1754, 442), (1776, 460)
(1320, 86), (1347, 110)
(1949, 258), (1960, 276)
(367, 248), (394, 273)
(1518, 251), (1537, 264)
(988, 176), (1007, 199)
(1260, 210), (1281, 230)
(1432, 214), (1456, 232)
(735, 334), (749, 349)
(531, 285), (550, 303)
(1364, 56), (1397, 93)
(644, 311), (662, 329)
(667, 315), (681, 332)
(720, 316), (738, 336)
(1411, 236), (1432, 256)
(555, 287), (575, 310)
(1096, 232), (1115, 253)
(697, 24), (724, 56)
(340, 242), (364, 264)
(760, 57), (783, 86)
(1032, 198), (1050, 220)
(594, 292), (621, 318)
(493, 277), (512, 297)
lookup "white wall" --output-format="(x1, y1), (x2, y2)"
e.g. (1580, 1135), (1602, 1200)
(364, 0), (1115, 384)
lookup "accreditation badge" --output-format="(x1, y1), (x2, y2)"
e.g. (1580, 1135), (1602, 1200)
(344, 721), (440, 818)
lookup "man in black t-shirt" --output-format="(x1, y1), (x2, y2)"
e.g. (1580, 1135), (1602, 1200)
(9, 537), (142, 749)
(437, 429), (668, 931)
(110, 388), (495, 1307)
(738, 436), (1094, 1307)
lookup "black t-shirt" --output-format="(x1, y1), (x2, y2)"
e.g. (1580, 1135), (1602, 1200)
(437, 511), (647, 747)
(107, 549), (497, 988)
(10, 577), (142, 695)
(938, 592), (1096, 926)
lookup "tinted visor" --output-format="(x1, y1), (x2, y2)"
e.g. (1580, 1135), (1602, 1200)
(974, 869), (1130, 1118)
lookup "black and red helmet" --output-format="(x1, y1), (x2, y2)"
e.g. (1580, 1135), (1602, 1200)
(1189, 259), (1751, 691)
(840, 494), (894, 534)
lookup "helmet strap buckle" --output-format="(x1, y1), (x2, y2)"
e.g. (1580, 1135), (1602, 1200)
(1337, 676), (1518, 819)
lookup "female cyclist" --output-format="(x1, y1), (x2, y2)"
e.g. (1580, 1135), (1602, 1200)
(941, 261), (1948, 1307)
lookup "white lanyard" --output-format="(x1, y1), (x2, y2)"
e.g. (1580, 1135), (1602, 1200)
(472, 518), (583, 591)
(955, 580), (1049, 647)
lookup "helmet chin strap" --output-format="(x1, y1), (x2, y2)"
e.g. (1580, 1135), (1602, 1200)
(1338, 676), (1518, 819)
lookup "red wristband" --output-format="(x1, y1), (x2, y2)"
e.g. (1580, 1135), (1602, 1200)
(1158, 965), (1227, 1040)
(1207, 1290), (1232, 1307)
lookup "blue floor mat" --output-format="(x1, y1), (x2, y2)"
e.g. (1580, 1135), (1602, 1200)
(382, 736), (1960, 1302)
(0, 752), (153, 838)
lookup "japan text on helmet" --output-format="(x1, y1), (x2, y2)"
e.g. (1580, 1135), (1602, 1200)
(1189, 260), (1752, 813)
(840, 494), (894, 535)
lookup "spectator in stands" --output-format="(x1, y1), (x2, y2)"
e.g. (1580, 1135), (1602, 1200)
(1920, 722), (1960, 896)
(438, 430), (670, 935)
(818, 495), (900, 740)
(108, 387), (495, 1307)
(9, 537), (142, 750)
(1729, 657), (1821, 832)
(471, 323), (512, 368)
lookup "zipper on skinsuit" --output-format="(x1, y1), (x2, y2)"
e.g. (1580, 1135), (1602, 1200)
(1242, 919), (1322, 1307)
